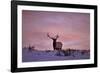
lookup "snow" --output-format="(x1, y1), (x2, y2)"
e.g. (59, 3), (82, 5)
(22, 48), (90, 62)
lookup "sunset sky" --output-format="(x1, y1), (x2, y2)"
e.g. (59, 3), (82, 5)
(22, 10), (90, 50)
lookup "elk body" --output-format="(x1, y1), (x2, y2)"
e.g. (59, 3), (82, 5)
(47, 33), (63, 50)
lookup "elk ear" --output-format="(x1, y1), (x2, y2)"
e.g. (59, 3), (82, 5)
(57, 35), (59, 38)
(47, 33), (50, 37)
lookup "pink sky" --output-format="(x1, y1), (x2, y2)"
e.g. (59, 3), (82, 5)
(22, 10), (90, 50)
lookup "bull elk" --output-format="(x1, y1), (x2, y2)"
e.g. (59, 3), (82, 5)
(47, 33), (63, 50)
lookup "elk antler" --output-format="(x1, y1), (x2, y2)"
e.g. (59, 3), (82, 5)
(47, 33), (53, 39)
(47, 33), (59, 39)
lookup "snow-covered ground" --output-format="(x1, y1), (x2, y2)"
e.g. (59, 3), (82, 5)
(22, 48), (90, 62)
